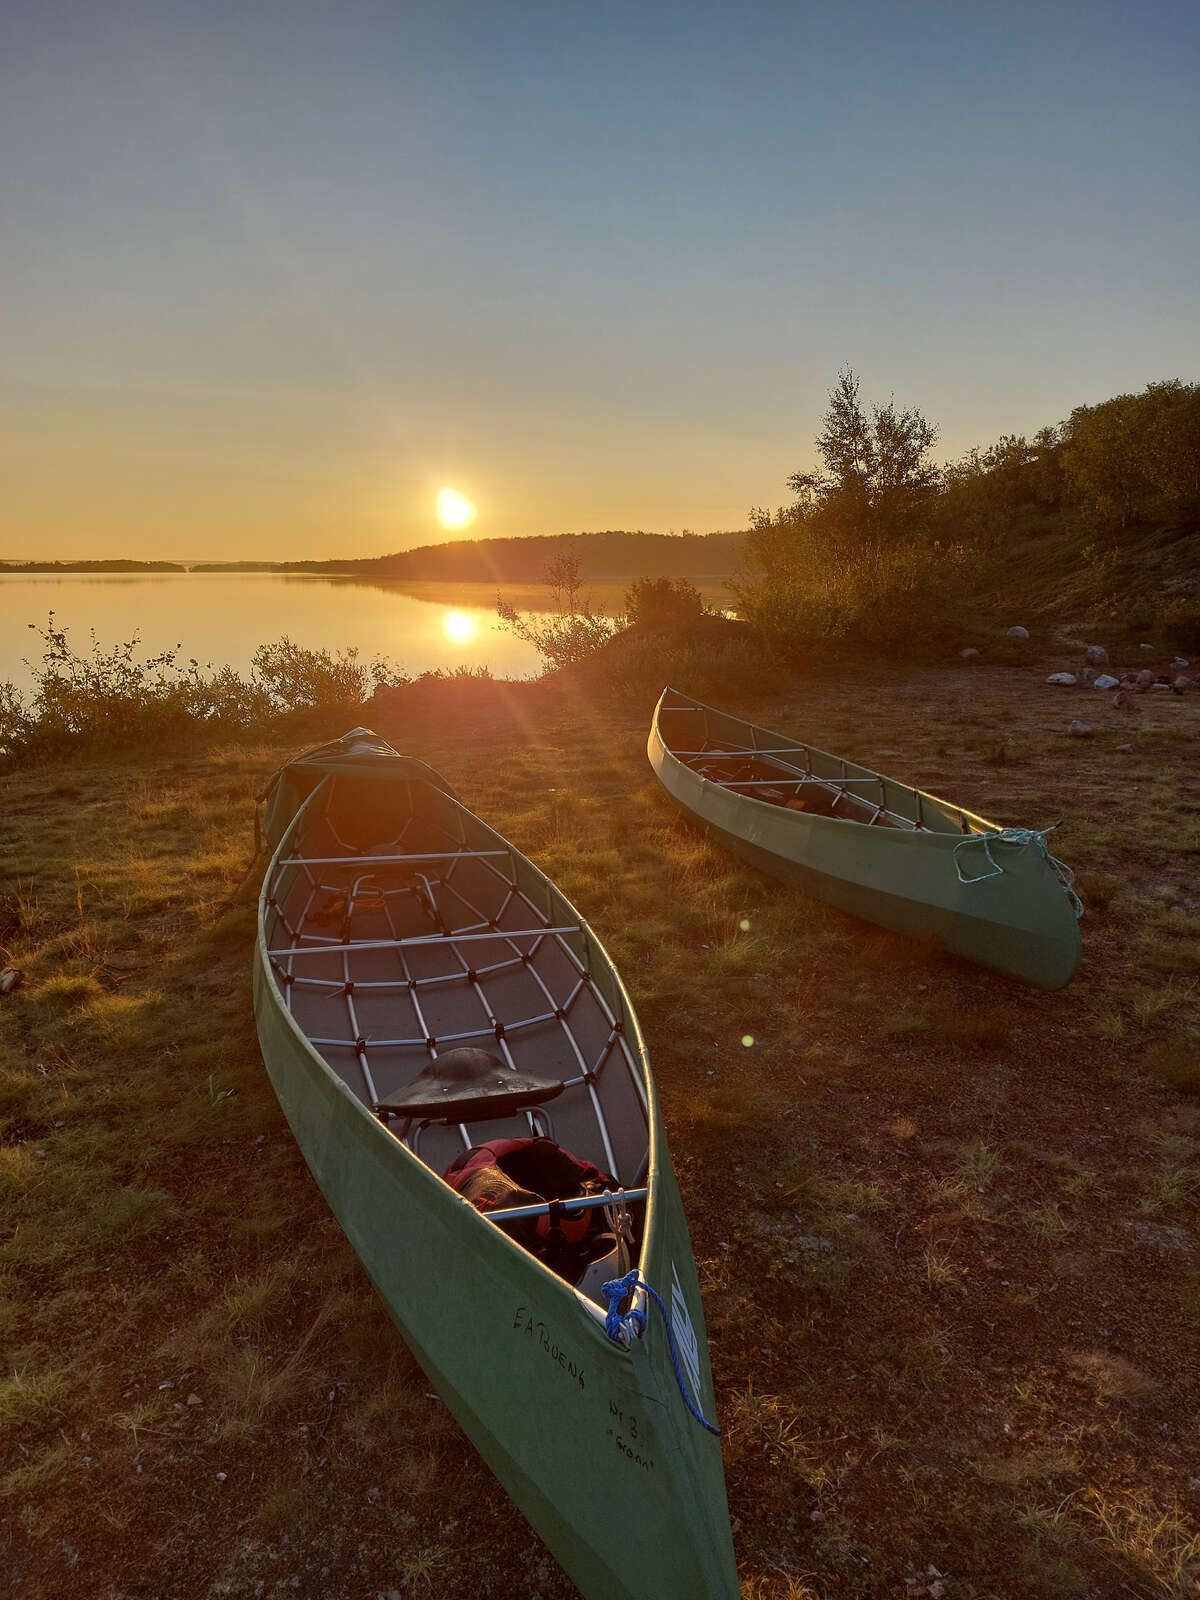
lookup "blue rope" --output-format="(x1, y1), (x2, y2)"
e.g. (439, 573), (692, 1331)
(953, 825), (1083, 918)
(601, 1270), (721, 1437)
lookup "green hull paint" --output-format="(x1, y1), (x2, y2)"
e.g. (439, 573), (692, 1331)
(650, 688), (1082, 990)
(253, 739), (738, 1600)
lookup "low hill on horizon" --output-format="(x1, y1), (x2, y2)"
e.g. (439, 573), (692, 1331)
(194, 529), (747, 582)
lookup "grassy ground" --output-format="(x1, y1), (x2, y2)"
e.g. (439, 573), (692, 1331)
(1, 654), (1198, 1599)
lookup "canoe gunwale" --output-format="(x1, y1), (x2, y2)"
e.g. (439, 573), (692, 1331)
(653, 683), (997, 838)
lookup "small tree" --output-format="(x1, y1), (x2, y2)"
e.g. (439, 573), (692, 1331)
(733, 371), (958, 649)
(497, 553), (623, 673)
(787, 368), (940, 547)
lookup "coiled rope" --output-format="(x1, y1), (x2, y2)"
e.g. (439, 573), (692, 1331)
(600, 1270), (721, 1437)
(953, 826), (1083, 918)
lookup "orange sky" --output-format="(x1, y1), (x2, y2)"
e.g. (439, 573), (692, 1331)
(3, 4), (1196, 563)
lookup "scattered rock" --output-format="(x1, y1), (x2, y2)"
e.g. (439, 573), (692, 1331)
(1092, 674), (1119, 690)
(1006, 625), (1030, 639)
(1152, 680), (1172, 690)
(157, 1379), (176, 1391)
(1085, 644), (1109, 665)
(1046, 673), (1077, 686)
(1121, 1220), (1192, 1256)
(1068, 720), (1093, 738)
(960, 647), (980, 658)
(1113, 691), (1135, 711)
(1172, 657), (1190, 668)
(186, 1393), (203, 1407)
(1134, 669), (1155, 690)
(1139, 642), (1154, 651)
(0, 968), (24, 994)
(1116, 744), (1134, 753)
(1077, 666), (1097, 685)
(1173, 676), (1191, 694)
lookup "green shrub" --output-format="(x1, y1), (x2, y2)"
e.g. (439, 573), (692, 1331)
(624, 576), (706, 628)
(731, 512), (969, 655)
(590, 618), (772, 705)
(0, 618), (411, 760)
(251, 637), (371, 711)
(497, 552), (623, 673)
(495, 600), (622, 671)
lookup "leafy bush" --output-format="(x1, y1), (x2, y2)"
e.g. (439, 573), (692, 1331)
(0, 618), (411, 760)
(3, 617), (228, 753)
(588, 618), (770, 705)
(497, 552), (623, 673)
(495, 600), (623, 671)
(251, 637), (374, 712)
(414, 664), (494, 683)
(624, 576), (706, 628)
(731, 509), (968, 654)
(1061, 380), (1200, 529)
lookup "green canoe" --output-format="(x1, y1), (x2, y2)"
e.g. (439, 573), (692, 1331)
(253, 729), (738, 1600)
(649, 688), (1083, 990)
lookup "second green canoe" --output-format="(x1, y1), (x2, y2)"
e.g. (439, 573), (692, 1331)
(649, 687), (1082, 990)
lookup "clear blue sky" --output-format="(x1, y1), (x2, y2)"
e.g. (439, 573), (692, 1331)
(2, 0), (1197, 559)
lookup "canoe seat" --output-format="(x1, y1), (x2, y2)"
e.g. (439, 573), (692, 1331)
(376, 1047), (565, 1124)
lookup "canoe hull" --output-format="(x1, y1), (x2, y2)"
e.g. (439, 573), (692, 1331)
(649, 690), (1082, 990)
(253, 755), (737, 1600)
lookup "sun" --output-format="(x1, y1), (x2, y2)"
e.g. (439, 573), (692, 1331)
(436, 487), (476, 531)
(443, 609), (475, 644)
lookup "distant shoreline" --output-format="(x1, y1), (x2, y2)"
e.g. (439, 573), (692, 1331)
(0, 560), (188, 573)
(0, 528), (747, 582)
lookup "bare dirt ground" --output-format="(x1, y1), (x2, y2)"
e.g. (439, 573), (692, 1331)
(2, 650), (1198, 1599)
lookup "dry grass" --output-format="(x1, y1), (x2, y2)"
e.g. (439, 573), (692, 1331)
(1, 661), (1199, 1598)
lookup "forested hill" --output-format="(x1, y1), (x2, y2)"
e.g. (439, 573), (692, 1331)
(237, 529), (746, 582)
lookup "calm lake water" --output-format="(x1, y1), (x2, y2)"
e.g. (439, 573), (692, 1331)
(0, 572), (547, 689)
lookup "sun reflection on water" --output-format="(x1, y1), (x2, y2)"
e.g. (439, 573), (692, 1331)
(442, 609), (476, 643)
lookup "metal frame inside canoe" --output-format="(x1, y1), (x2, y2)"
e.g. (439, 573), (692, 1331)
(253, 731), (737, 1600)
(649, 687), (1082, 990)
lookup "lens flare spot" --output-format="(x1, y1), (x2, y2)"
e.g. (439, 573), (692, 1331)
(741, 1034), (755, 1048)
(436, 488), (476, 530)
(443, 609), (475, 644)
(738, 918), (751, 932)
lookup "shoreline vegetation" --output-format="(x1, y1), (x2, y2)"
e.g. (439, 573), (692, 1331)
(3, 372), (1199, 1596)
